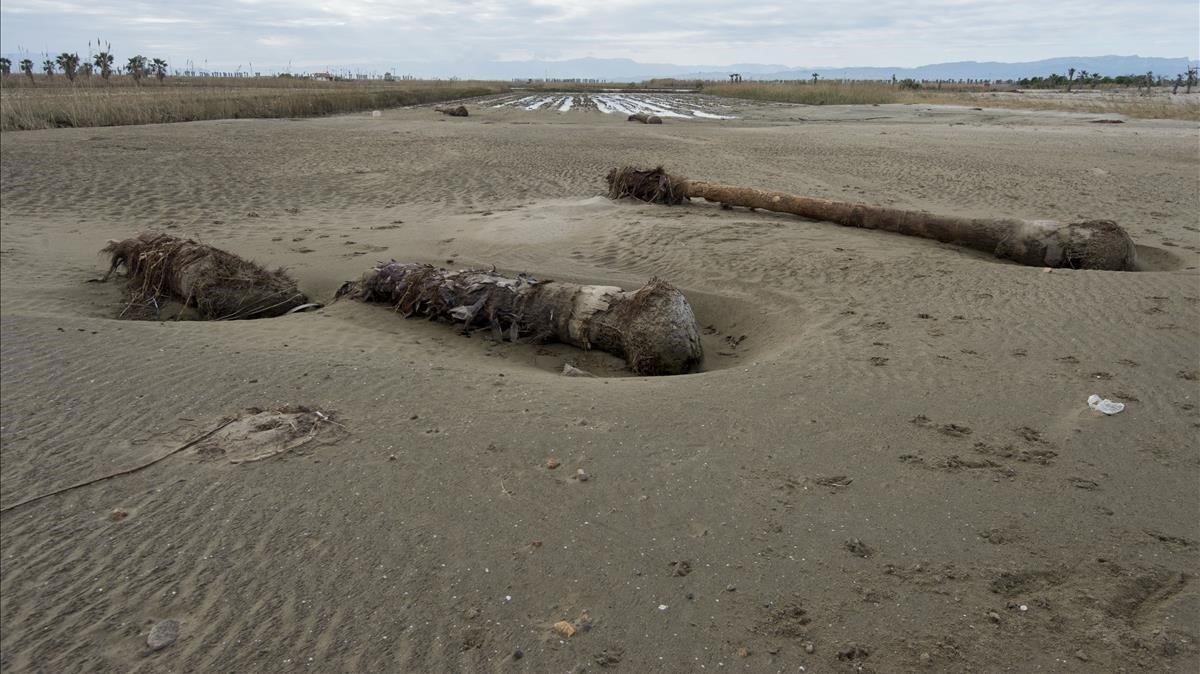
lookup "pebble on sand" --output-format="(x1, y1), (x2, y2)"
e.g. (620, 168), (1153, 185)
(146, 619), (180, 651)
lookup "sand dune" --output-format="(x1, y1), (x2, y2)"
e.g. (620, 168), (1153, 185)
(2, 99), (1198, 671)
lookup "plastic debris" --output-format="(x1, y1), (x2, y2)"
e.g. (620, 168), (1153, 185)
(1087, 394), (1125, 415)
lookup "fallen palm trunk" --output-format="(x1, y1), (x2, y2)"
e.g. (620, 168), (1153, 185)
(628, 113), (662, 124)
(606, 167), (1138, 271)
(338, 262), (703, 375)
(102, 233), (309, 319)
(436, 105), (469, 117)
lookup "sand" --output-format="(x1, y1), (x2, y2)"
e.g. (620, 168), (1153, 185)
(1, 99), (1198, 672)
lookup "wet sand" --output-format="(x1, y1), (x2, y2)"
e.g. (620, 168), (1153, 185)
(2, 98), (1198, 671)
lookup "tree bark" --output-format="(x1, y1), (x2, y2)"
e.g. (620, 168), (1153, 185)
(338, 262), (703, 375)
(606, 167), (1138, 271)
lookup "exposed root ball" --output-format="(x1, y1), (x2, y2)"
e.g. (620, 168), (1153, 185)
(627, 113), (663, 124)
(996, 219), (1138, 271)
(102, 232), (308, 319)
(437, 105), (469, 117)
(606, 166), (688, 205)
(338, 262), (703, 375)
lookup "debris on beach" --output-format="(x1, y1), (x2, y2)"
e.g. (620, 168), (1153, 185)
(1087, 394), (1125, 415)
(338, 262), (703, 375)
(627, 112), (662, 124)
(101, 233), (309, 319)
(606, 166), (1140, 271)
(195, 406), (345, 464)
(146, 619), (180, 651)
(562, 363), (597, 377)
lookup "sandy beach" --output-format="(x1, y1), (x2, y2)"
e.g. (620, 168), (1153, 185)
(2, 97), (1198, 671)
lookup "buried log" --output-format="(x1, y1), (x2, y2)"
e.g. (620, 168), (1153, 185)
(337, 262), (703, 375)
(436, 105), (469, 117)
(606, 167), (1138, 271)
(102, 232), (310, 319)
(627, 113), (663, 124)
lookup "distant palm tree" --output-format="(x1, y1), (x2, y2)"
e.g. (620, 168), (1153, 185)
(20, 58), (35, 85)
(42, 59), (55, 79)
(56, 52), (80, 81)
(94, 50), (114, 80)
(1066, 67), (1075, 92)
(127, 55), (147, 83)
(151, 58), (168, 83)
(811, 72), (819, 84)
(0, 57), (11, 76)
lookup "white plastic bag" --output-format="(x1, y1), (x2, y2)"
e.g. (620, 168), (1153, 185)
(1087, 394), (1125, 415)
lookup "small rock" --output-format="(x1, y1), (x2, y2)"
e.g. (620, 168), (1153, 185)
(920, 652), (931, 663)
(725, 584), (737, 592)
(513, 649), (524, 660)
(1074, 650), (1089, 662)
(388, 454), (397, 461)
(109, 508), (128, 521)
(553, 620), (576, 638)
(576, 469), (590, 482)
(804, 643), (814, 654)
(738, 646), (750, 657)
(844, 537), (875, 558)
(837, 644), (869, 661)
(562, 364), (596, 378)
(146, 619), (180, 651)
(988, 611), (1001, 623)
(546, 458), (561, 469)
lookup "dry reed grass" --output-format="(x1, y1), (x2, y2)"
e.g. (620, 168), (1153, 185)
(0, 77), (507, 130)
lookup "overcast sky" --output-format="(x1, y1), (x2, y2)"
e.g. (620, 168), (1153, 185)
(2, 0), (1197, 73)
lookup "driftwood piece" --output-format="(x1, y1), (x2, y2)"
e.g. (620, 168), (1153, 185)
(627, 113), (663, 124)
(606, 167), (1138, 271)
(338, 262), (703, 375)
(436, 105), (469, 117)
(102, 233), (309, 319)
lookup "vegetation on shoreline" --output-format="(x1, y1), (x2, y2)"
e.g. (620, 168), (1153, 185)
(0, 77), (508, 131)
(704, 81), (1200, 121)
(2, 70), (1197, 130)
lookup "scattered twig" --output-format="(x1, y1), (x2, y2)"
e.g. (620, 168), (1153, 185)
(0, 418), (236, 514)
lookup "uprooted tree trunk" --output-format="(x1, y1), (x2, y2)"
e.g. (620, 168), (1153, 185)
(436, 105), (469, 117)
(102, 233), (310, 319)
(606, 167), (1138, 271)
(628, 113), (662, 124)
(337, 262), (703, 375)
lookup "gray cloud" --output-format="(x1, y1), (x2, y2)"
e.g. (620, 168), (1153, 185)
(2, 0), (1196, 75)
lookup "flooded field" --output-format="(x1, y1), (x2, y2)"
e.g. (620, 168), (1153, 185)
(482, 92), (738, 119)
